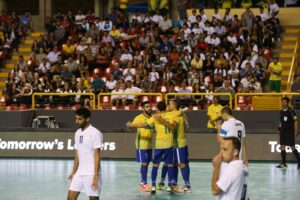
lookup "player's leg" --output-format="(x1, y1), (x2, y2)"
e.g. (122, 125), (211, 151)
(151, 149), (162, 193)
(84, 176), (101, 200)
(67, 191), (80, 200)
(177, 146), (191, 192)
(290, 146), (300, 169)
(157, 163), (168, 190)
(163, 147), (175, 192)
(277, 145), (287, 168)
(138, 149), (152, 191)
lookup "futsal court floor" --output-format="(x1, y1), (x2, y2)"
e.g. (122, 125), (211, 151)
(0, 159), (299, 200)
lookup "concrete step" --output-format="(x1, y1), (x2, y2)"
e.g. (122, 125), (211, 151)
(281, 44), (296, 50)
(278, 49), (294, 53)
(5, 63), (14, 69)
(19, 47), (31, 53)
(279, 52), (294, 58)
(279, 40), (298, 46)
(0, 72), (8, 78)
(282, 61), (292, 66)
(12, 55), (30, 61)
(31, 32), (44, 37)
(24, 39), (34, 45)
(0, 82), (6, 87)
(283, 36), (297, 42)
(0, 68), (11, 72)
(280, 58), (293, 62)
(19, 44), (33, 48)
(285, 29), (300, 34)
(282, 71), (290, 76)
(283, 32), (300, 37)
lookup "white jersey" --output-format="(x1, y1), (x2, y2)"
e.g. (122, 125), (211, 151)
(74, 125), (103, 175)
(220, 118), (246, 160)
(216, 160), (246, 200)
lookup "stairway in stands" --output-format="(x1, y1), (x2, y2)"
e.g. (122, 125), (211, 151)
(0, 32), (43, 97)
(279, 25), (300, 91)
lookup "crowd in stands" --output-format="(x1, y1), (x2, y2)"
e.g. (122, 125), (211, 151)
(3, 2), (282, 109)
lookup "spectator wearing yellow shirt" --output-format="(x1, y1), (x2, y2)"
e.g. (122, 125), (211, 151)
(268, 56), (282, 92)
(191, 55), (203, 71)
(62, 39), (75, 57)
(207, 97), (223, 129)
(109, 25), (121, 40)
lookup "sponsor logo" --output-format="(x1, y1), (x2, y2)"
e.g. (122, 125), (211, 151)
(0, 138), (116, 151)
(269, 141), (300, 153)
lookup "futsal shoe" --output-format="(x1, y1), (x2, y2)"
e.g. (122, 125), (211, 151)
(171, 185), (184, 193)
(151, 186), (156, 194)
(182, 186), (192, 193)
(276, 163), (288, 169)
(157, 182), (165, 190)
(140, 183), (152, 192)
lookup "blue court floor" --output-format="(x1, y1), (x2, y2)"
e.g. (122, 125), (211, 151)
(0, 159), (299, 200)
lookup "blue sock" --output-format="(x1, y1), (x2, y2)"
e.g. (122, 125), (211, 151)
(161, 164), (168, 182)
(151, 166), (158, 186)
(173, 165), (178, 184)
(141, 165), (148, 184)
(180, 166), (190, 188)
(167, 166), (174, 186)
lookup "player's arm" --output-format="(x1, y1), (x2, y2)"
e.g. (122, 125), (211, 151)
(68, 150), (79, 180)
(153, 114), (177, 130)
(126, 121), (147, 128)
(92, 148), (101, 190)
(211, 153), (223, 195)
(179, 107), (189, 114)
(241, 138), (248, 166)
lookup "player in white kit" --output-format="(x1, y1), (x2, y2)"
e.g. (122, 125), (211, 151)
(67, 107), (103, 200)
(216, 106), (248, 200)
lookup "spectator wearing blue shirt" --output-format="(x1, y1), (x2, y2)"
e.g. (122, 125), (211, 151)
(92, 73), (104, 94)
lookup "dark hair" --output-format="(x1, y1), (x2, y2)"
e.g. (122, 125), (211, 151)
(141, 101), (150, 107)
(157, 101), (167, 111)
(169, 99), (180, 110)
(221, 106), (233, 116)
(75, 107), (91, 119)
(282, 97), (290, 103)
(224, 137), (241, 153)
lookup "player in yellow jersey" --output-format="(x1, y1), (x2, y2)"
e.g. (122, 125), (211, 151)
(126, 101), (153, 192)
(158, 100), (191, 192)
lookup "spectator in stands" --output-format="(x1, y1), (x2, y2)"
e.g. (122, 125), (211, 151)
(63, 39), (75, 57)
(16, 55), (27, 71)
(60, 65), (73, 82)
(111, 82), (124, 107)
(268, 56), (282, 92)
(177, 0), (188, 20)
(91, 73), (104, 94)
(215, 80), (235, 106)
(177, 81), (192, 107)
(106, 75), (117, 92)
(257, 7), (269, 22)
(268, 0), (280, 17)
(16, 83), (32, 107)
(159, 15), (172, 34)
(123, 80), (142, 108)
(38, 58), (50, 76)
(47, 46), (61, 64)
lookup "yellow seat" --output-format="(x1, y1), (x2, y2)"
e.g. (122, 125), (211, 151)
(252, 96), (281, 110)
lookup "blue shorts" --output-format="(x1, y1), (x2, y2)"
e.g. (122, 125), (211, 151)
(174, 146), (189, 164)
(136, 149), (152, 163)
(153, 147), (174, 164)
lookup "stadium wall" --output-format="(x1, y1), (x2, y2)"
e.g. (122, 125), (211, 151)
(0, 131), (299, 161)
(0, 110), (297, 131)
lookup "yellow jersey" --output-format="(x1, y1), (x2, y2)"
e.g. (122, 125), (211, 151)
(207, 104), (223, 128)
(268, 62), (282, 81)
(132, 114), (153, 149)
(147, 111), (178, 149)
(172, 112), (187, 148)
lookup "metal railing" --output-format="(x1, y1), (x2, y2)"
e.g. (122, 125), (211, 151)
(287, 32), (300, 92)
(235, 93), (300, 110)
(97, 92), (163, 110)
(165, 93), (233, 109)
(32, 92), (96, 109)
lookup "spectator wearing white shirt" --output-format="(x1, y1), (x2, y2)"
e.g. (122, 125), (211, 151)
(123, 80), (142, 108)
(120, 49), (133, 65)
(257, 7), (269, 22)
(75, 9), (85, 24)
(227, 63), (240, 87)
(227, 32), (237, 45)
(196, 15), (206, 32)
(159, 15), (172, 33)
(111, 82), (125, 108)
(205, 22), (215, 35)
(240, 74), (253, 90)
(152, 10), (163, 24)
(211, 137), (247, 200)
(142, 12), (152, 24)
(223, 8), (232, 24)
(149, 67), (159, 91)
(214, 21), (227, 37)
(76, 39), (88, 54)
(212, 8), (222, 22)
(47, 46), (61, 64)
(192, 22), (202, 36)
(211, 33), (221, 46)
(106, 75), (117, 92)
(268, 0), (279, 17)
(123, 63), (136, 82)
(240, 56), (254, 69)
(199, 8), (208, 23)
(131, 11), (142, 24)
(38, 58), (50, 75)
(188, 9), (197, 24)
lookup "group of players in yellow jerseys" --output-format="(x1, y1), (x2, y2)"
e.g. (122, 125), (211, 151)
(126, 100), (191, 193)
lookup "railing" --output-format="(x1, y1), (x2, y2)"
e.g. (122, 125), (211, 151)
(235, 93), (300, 110)
(165, 93), (233, 109)
(32, 93), (96, 109)
(97, 93), (163, 110)
(287, 32), (300, 92)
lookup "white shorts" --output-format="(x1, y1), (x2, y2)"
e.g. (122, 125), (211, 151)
(69, 174), (102, 197)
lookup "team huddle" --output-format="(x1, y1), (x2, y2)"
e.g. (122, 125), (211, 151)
(66, 97), (300, 200)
